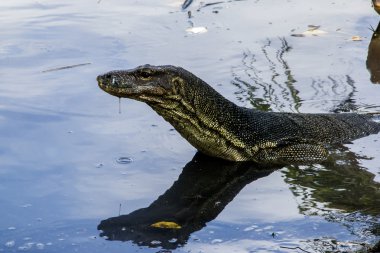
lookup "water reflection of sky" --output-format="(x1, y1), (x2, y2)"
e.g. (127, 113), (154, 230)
(0, 0), (380, 252)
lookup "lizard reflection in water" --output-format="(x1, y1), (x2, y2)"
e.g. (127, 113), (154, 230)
(98, 151), (380, 251)
(98, 153), (277, 249)
(97, 65), (380, 163)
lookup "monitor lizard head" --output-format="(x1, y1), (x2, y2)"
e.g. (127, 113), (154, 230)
(97, 64), (195, 105)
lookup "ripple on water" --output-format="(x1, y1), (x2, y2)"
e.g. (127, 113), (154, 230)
(5, 240), (15, 247)
(116, 157), (133, 164)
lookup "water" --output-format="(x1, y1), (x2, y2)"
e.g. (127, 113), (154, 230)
(0, 0), (380, 252)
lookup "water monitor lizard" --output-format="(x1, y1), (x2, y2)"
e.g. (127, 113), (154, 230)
(97, 65), (380, 163)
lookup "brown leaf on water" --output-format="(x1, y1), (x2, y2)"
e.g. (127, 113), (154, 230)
(150, 221), (182, 229)
(307, 25), (321, 31)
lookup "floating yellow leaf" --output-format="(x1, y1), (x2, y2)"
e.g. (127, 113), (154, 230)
(150, 221), (182, 229)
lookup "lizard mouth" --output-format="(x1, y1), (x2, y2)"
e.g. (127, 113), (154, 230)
(97, 74), (165, 100)
(97, 75), (132, 98)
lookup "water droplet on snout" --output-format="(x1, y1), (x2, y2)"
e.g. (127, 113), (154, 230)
(118, 97), (122, 114)
(116, 157), (133, 164)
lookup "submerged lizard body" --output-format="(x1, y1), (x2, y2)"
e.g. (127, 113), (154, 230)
(97, 65), (380, 163)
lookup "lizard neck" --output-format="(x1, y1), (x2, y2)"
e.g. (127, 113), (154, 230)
(148, 76), (252, 161)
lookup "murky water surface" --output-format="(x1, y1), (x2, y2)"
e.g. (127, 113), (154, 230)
(1, 0), (380, 252)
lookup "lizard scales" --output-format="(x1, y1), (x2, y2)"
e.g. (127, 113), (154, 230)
(97, 65), (380, 163)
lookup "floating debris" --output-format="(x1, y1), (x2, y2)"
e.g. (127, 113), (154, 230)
(307, 25), (321, 31)
(197, 1), (224, 11)
(42, 62), (91, 73)
(302, 29), (327, 36)
(291, 34), (305, 37)
(186, 26), (208, 34)
(182, 0), (193, 9)
(151, 221), (182, 229)
(351, 36), (363, 41)
(291, 25), (327, 37)
(150, 240), (162, 245)
(116, 157), (133, 164)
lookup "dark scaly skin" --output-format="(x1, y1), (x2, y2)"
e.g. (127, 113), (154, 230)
(97, 65), (380, 163)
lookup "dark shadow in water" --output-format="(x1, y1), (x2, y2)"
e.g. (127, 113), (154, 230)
(98, 149), (380, 250)
(367, 21), (380, 84)
(98, 153), (280, 249)
(285, 145), (380, 217)
(284, 145), (380, 248)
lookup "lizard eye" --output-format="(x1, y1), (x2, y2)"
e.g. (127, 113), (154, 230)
(140, 71), (151, 79)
